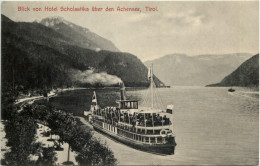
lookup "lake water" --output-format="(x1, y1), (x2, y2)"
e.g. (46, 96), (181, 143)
(49, 86), (259, 165)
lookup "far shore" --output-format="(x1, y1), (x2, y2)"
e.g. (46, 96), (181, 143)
(15, 85), (259, 107)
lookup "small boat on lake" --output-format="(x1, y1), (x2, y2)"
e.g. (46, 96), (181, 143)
(228, 88), (235, 92)
(85, 65), (176, 155)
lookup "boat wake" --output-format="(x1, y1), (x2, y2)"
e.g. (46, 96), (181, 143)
(228, 91), (259, 101)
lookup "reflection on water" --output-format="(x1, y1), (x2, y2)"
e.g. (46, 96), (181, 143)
(49, 86), (259, 165)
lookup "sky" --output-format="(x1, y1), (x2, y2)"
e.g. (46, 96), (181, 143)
(2, 1), (259, 61)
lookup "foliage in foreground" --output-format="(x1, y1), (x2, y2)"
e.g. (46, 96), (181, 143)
(9, 104), (117, 166)
(3, 112), (57, 166)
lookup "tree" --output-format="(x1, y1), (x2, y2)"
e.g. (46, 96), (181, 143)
(4, 103), (117, 166)
(36, 147), (57, 166)
(62, 116), (78, 165)
(4, 113), (40, 165)
(75, 139), (117, 166)
(1, 82), (19, 120)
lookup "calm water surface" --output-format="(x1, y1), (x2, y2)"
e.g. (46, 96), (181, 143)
(50, 87), (259, 165)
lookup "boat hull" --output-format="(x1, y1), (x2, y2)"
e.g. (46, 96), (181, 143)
(93, 124), (176, 155)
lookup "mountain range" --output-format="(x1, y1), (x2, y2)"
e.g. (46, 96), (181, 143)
(39, 17), (120, 52)
(144, 53), (254, 86)
(1, 14), (162, 94)
(2, 13), (257, 93)
(207, 54), (259, 87)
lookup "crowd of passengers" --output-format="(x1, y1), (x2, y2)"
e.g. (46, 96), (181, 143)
(92, 106), (171, 127)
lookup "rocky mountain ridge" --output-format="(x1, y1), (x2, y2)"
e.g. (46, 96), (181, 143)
(145, 53), (254, 86)
(207, 54), (259, 87)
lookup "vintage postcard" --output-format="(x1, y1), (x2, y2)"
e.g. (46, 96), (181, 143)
(1, 1), (259, 165)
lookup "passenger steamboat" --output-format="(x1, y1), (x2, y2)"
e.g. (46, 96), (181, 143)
(84, 66), (176, 155)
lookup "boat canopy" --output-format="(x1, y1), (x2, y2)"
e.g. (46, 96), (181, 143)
(120, 106), (171, 115)
(137, 107), (173, 117)
(138, 107), (164, 114)
(120, 109), (139, 114)
(116, 100), (139, 102)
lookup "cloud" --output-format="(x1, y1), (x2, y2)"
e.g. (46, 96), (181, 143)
(2, 1), (258, 61)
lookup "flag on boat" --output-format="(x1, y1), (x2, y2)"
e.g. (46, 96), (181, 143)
(91, 91), (97, 105)
(147, 66), (152, 80)
(166, 104), (174, 114)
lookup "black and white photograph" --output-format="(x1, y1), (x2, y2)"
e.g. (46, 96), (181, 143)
(1, 1), (259, 165)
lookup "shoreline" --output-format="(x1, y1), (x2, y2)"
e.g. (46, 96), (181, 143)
(15, 87), (88, 105)
(5, 88), (92, 165)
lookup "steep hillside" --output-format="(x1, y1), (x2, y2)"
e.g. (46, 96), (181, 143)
(144, 53), (253, 86)
(207, 54), (259, 87)
(40, 17), (120, 52)
(1, 14), (162, 94)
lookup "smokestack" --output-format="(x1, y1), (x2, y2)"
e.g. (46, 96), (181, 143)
(120, 82), (126, 100)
